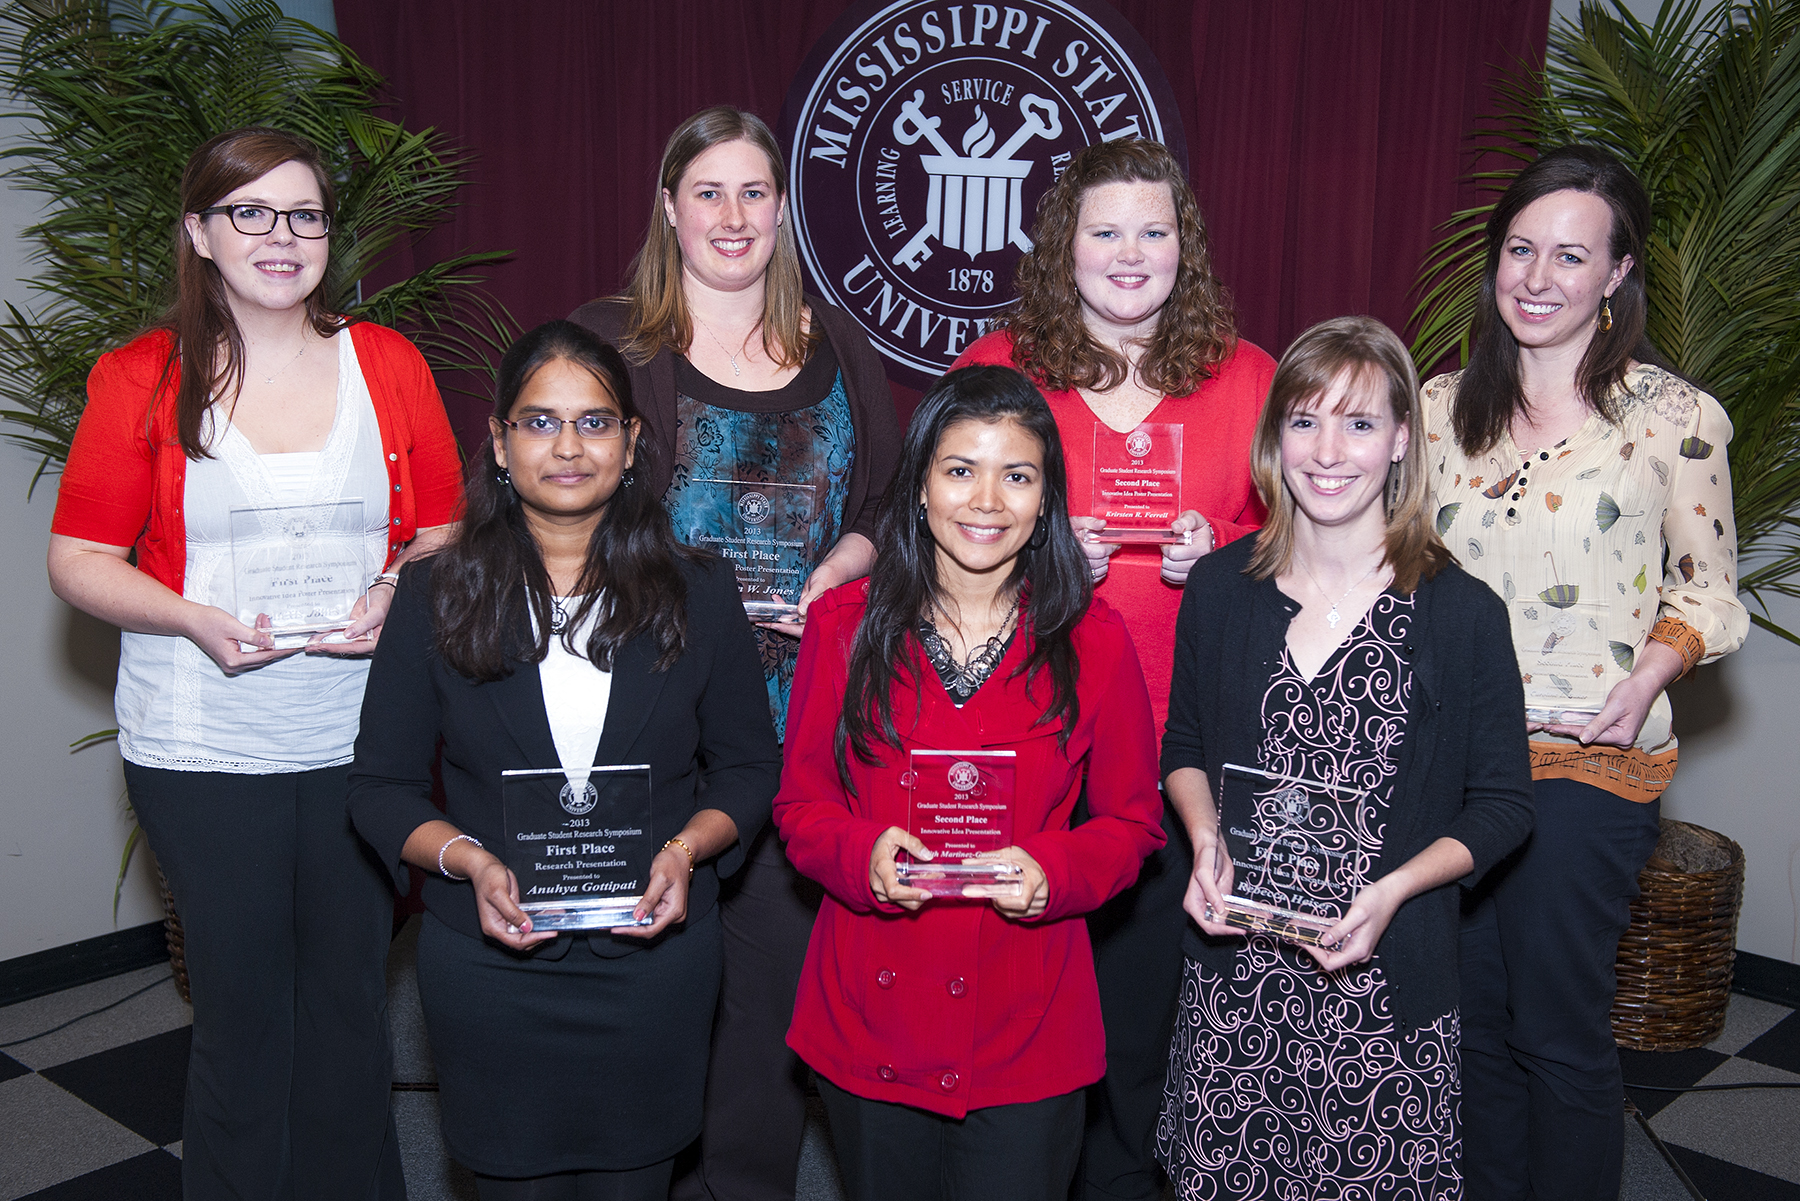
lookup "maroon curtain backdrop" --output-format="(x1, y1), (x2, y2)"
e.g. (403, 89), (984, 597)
(335, 0), (1548, 442)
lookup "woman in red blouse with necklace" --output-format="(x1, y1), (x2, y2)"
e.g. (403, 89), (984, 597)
(953, 138), (1273, 1201)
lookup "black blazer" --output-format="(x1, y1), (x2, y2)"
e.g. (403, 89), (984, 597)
(1162, 533), (1534, 1032)
(349, 553), (781, 957)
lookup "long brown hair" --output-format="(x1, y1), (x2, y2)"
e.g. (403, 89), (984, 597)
(1246, 317), (1449, 594)
(164, 127), (343, 460)
(618, 106), (817, 369)
(1451, 144), (1675, 455)
(1005, 139), (1236, 395)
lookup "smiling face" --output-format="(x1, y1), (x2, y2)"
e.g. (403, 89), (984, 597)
(1071, 179), (1180, 345)
(1494, 188), (1633, 357)
(922, 416), (1046, 591)
(490, 357), (639, 533)
(183, 159), (329, 322)
(663, 138), (786, 297)
(1279, 367), (1409, 538)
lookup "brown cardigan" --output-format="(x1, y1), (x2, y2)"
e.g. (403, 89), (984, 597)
(568, 296), (901, 542)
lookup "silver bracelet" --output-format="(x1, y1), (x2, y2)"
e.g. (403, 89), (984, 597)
(437, 833), (482, 880)
(369, 571), (401, 591)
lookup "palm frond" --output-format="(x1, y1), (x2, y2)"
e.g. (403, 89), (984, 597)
(0, 0), (516, 476)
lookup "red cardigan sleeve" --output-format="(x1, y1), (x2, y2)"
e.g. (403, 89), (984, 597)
(773, 586), (897, 915)
(1015, 606), (1166, 921)
(53, 334), (170, 549)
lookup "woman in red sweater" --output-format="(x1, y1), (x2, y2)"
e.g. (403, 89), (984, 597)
(46, 128), (460, 1200)
(776, 365), (1165, 1201)
(953, 138), (1273, 1200)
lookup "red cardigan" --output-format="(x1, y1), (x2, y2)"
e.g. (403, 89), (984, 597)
(952, 330), (1273, 738)
(776, 584), (1166, 1118)
(52, 323), (463, 593)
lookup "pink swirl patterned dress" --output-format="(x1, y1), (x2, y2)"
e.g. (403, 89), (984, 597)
(1156, 592), (1462, 1201)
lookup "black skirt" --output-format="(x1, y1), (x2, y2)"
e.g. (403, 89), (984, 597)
(416, 907), (723, 1177)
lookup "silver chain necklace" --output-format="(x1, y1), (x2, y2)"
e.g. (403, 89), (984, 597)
(259, 335), (308, 385)
(692, 312), (756, 378)
(1298, 557), (1385, 629)
(918, 594), (1021, 696)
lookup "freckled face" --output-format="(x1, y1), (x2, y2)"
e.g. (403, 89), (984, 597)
(663, 139), (786, 295)
(922, 417), (1045, 587)
(1279, 368), (1409, 536)
(1495, 188), (1634, 356)
(1071, 180), (1180, 343)
(490, 358), (639, 526)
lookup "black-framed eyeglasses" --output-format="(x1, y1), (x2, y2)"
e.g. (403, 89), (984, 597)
(502, 414), (627, 440)
(196, 204), (332, 239)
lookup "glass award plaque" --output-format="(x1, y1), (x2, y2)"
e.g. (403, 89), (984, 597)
(1091, 422), (1190, 545)
(894, 749), (1023, 898)
(687, 479), (816, 621)
(1207, 763), (1371, 948)
(229, 500), (369, 648)
(501, 765), (656, 930)
(1511, 592), (1610, 725)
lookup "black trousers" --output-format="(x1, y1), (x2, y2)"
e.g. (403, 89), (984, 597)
(125, 761), (403, 1201)
(818, 1076), (1085, 1201)
(669, 827), (823, 1201)
(1459, 776), (1663, 1201)
(471, 1159), (673, 1201)
(1077, 802), (1192, 1201)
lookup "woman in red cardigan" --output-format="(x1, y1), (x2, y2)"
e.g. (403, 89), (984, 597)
(952, 137), (1274, 1201)
(46, 128), (460, 1200)
(775, 365), (1165, 1201)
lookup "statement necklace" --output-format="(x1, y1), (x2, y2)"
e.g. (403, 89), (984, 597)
(917, 593), (1021, 698)
(693, 313), (756, 377)
(1298, 558), (1385, 630)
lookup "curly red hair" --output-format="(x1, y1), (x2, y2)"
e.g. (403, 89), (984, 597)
(1004, 139), (1236, 394)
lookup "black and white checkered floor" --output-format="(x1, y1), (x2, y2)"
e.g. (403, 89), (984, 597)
(2, 918), (1796, 1200)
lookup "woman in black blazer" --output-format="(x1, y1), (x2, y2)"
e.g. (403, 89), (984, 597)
(349, 320), (781, 1201)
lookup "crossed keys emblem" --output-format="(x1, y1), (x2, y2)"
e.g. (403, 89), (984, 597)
(891, 90), (1063, 270)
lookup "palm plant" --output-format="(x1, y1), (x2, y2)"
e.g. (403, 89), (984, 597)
(0, 0), (514, 484)
(1410, 0), (1800, 640)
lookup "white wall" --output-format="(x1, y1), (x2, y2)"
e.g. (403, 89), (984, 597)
(0, 166), (165, 961)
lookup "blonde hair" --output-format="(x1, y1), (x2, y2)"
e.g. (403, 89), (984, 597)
(618, 106), (817, 368)
(1245, 316), (1448, 593)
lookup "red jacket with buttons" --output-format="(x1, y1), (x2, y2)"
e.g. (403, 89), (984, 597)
(777, 583), (1166, 1118)
(52, 323), (463, 593)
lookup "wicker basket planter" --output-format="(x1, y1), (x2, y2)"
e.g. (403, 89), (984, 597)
(1611, 819), (1745, 1050)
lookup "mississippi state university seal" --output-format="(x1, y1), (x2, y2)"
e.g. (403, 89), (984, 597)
(782, 0), (1184, 386)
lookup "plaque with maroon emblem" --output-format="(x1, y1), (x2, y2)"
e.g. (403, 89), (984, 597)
(895, 749), (1022, 898)
(1091, 422), (1189, 544)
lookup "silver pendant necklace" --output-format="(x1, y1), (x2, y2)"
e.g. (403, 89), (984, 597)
(260, 335), (307, 385)
(693, 313), (755, 377)
(1299, 558), (1385, 630)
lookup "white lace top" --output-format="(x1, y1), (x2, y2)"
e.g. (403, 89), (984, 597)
(115, 331), (391, 772)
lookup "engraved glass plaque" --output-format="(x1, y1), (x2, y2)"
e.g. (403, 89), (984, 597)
(1091, 422), (1190, 545)
(1207, 763), (1372, 948)
(1511, 593), (1610, 725)
(894, 749), (1023, 898)
(229, 500), (368, 648)
(501, 766), (656, 930)
(687, 479), (816, 621)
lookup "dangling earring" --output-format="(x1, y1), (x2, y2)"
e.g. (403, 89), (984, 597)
(1599, 295), (1613, 333)
(1384, 460), (1403, 519)
(496, 466), (512, 488)
(917, 501), (931, 539)
(621, 469), (636, 488)
(1026, 515), (1049, 551)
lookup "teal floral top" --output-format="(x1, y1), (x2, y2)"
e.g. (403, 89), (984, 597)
(664, 343), (854, 739)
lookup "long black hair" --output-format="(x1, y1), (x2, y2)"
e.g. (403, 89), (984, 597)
(1453, 143), (1677, 454)
(431, 320), (695, 681)
(835, 365), (1092, 787)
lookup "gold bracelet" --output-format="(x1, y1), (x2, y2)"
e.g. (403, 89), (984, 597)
(663, 836), (696, 878)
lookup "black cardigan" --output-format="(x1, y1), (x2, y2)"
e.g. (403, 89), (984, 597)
(1162, 534), (1534, 1032)
(348, 553), (781, 956)
(568, 295), (901, 544)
